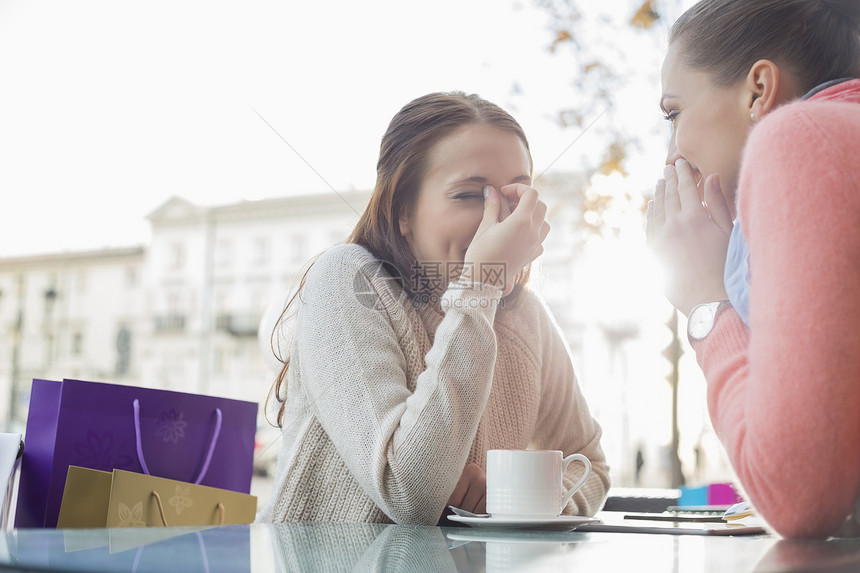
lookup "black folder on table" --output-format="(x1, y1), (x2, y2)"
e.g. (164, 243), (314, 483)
(578, 513), (767, 536)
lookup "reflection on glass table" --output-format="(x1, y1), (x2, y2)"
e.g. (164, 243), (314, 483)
(1, 522), (860, 572)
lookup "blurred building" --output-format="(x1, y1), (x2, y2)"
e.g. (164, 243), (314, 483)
(141, 190), (370, 404)
(0, 247), (145, 426)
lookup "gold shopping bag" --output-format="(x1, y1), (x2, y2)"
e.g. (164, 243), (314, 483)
(106, 469), (256, 528)
(57, 466), (257, 529)
(57, 466), (113, 529)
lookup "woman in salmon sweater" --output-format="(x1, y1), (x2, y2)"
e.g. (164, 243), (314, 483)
(647, 0), (860, 538)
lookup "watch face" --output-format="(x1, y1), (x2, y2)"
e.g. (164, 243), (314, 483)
(688, 304), (716, 340)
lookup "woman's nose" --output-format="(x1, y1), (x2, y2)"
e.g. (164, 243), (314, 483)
(665, 132), (682, 166)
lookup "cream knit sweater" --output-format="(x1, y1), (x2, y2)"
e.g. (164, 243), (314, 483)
(256, 244), (610, 525)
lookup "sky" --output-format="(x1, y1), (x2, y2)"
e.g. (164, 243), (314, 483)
(0, 0), (683, 257)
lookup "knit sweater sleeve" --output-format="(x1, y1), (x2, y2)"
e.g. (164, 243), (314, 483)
(515, 293), (611, 516)
(694, 98), (860, 538)
(293, 245), (500, 524)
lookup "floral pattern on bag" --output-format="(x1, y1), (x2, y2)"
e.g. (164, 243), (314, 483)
(169, 485), (193, 515)
(117, 501), (146, 527)
(72, 430), (134, 469)
(155, 409), (187, 443)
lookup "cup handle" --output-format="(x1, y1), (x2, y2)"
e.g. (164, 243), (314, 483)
(560, 453), (592, 509)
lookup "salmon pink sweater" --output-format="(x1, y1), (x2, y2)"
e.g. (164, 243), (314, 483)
(694, 79), (860, 538)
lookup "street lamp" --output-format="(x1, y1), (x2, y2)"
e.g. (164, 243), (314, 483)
(43, 286), (58, 374)
(7, 279), (24, 432)
(664, 309), (686, 488)
(44, 287), (57, 310)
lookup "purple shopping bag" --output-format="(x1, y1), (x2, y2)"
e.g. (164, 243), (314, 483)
(15, 378), (258, 528)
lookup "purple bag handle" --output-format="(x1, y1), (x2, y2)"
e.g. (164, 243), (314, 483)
(132, 399), (223, 485)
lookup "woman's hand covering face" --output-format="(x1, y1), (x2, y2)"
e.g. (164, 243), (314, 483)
(463, 183), (550, 296)
(647, 159), (733, 315)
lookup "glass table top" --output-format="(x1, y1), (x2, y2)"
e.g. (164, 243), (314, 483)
(2, 520), (860, 572)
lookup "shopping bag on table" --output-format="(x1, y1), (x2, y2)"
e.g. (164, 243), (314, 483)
(107, 469), (257, 528)
(57, 466), (257, 532)
(16, 378), (258, 528)
(57, 468), (208, 553)
(0, 433), (24, 531)
(56, 466), (113, 529)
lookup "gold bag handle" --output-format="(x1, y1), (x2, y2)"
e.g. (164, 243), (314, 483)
(150, 491), (225, 527)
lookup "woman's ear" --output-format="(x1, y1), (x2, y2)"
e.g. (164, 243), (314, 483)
(746, 59), (781, 119)
(398, 207), (411, 238)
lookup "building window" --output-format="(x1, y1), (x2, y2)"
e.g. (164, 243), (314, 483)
(167, 291), (182, 314)
(254, 237), (270, 265)
(214, 290), (228, 314)
(216, 239), (232, 269)
(169, 243), (185, 270)
(163, 348), (184, 376)
(116, 327), (131, 375)
(289, 235), (306, 264)
(212, 347), (224, 375)
(125, 267), (138, 287)
(249, 286), (263, 313)
(71, 332), (84, 356)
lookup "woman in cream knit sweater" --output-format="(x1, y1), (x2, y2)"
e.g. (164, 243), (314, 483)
(257, 92), (610, 525)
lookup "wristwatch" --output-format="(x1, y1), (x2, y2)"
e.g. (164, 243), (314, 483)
(687, 301), (731, 341)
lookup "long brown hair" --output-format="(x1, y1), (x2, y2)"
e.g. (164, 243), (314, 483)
(670, 0), (860, 92)
(267, 91), (535, 427)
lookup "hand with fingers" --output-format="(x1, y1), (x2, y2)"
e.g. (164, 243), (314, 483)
(446, 462), (487, 516)
(464, 183), (550, 296)
(646, 159), (734, 315)
(496, 185), (519, 223)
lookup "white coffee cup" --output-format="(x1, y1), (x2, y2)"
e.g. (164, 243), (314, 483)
(486, 449), (592, 519)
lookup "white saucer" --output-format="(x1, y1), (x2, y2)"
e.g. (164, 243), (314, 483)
(447, 514), (600, 531)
